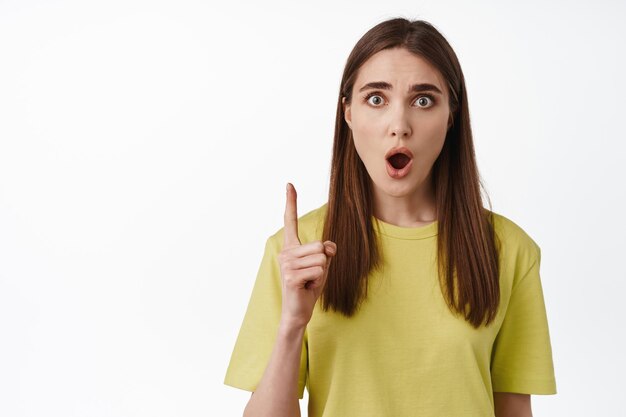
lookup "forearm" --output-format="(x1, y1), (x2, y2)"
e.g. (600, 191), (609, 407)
(243, 321), (306, 417)
(493, 392), (532, 417)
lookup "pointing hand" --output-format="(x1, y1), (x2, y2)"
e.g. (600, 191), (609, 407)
(278, 183), (337, 329)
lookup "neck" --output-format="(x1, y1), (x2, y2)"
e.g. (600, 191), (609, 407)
(371, 174), (437, 227)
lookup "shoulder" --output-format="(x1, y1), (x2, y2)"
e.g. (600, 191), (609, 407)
(489, 210), (542, 271)
(267, 202), (328, 250)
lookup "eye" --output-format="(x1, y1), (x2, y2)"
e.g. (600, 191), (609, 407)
(363, 92), (436, 108)
(364, 93), (385, 106)
(414, 94), (436, 108)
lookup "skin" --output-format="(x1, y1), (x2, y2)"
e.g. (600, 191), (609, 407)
(342, 46), (451, 227)
(494, 392), (532, 417)
(343, 46), (532, 416)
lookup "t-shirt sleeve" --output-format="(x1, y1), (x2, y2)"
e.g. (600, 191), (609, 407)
(490, 246), (557, 394)
(223, 233), (308, 399)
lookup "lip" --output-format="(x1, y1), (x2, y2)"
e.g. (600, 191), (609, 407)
(385, 146), (414, 160)
(386, 157), (413, 179)
(385, 146), (414, 179)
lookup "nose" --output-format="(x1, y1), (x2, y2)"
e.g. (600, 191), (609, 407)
(388, 107), (412, 138)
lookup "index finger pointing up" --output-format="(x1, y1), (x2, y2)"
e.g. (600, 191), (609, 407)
(284, 182), (301, 247)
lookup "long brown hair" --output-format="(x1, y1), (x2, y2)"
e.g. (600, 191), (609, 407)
(320, 17), (502, 329)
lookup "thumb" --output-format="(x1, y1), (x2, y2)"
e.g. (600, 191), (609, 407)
(323, 241), (337, 258)
(310, 242), (335, 292)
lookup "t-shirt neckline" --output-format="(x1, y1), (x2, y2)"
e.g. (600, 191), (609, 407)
(372, 216), (438, 240)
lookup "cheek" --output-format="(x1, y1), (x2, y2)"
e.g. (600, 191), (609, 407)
(420, 107), (449, 131)
(351, 135), (383, 177)
(351, 116), (378, 140)
(416, 111), (449, 148)
(352, 136), (372, 164)
(350, 115), (379, 158)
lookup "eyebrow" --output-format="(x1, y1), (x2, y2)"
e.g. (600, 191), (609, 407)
(358, 81), (444, 95)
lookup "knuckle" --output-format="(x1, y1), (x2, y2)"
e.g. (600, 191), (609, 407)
(283, 271), (294, 283)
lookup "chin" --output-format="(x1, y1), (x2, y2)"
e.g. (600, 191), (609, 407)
(376, 176), (420, 196)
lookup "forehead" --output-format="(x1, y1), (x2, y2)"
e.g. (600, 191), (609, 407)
(354, 47), (447, 94)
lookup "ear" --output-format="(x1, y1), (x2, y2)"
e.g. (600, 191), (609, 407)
(447, 113), (453, 130)
(342, 96), (352, 129)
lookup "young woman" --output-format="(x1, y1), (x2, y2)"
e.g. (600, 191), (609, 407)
(224, 17), (557, 417)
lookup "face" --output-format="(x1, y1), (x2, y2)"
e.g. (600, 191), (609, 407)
(343, 47), (452, 202)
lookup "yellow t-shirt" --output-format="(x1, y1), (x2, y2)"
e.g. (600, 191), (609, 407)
(224, 203), (557, 416)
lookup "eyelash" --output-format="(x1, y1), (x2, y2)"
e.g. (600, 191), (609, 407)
(363, 92), (437, 108)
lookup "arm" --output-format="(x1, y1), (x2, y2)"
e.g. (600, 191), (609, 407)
(493, 392), (532, 417)
(242, 321), (305, 417)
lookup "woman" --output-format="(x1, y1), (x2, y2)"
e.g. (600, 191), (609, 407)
(224, 17), (557, 417)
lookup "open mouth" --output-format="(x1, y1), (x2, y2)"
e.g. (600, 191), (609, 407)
(385, 146), (414, 179)
(387, 153), (411, 170)
(385, 146), (414, 169)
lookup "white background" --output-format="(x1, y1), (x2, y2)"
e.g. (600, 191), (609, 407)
(1, 1), (624, 416)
